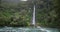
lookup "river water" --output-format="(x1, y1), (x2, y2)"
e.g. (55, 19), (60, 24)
(0, 27), (60, 32)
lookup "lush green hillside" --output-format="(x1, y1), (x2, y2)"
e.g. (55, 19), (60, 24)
(0, 0), (60, 28)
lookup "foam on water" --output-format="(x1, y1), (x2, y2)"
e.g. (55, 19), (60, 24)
(0, 27), (59, 32)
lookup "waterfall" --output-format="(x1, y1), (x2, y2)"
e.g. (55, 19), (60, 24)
(32, 5), (35, 26)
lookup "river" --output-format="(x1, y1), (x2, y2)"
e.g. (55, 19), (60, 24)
(0, 27), (60, 32)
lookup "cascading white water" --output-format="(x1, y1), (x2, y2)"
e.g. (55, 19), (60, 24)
(32, 5), (35, 26)
(32, 5), (47, 32)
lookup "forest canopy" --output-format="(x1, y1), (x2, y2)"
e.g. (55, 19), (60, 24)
(0, 0), (60, 28)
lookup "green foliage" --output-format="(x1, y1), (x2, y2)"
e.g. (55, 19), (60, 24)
(0, 0), (60, 28)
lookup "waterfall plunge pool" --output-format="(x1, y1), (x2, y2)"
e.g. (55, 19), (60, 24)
(0, 27), (60, 32)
